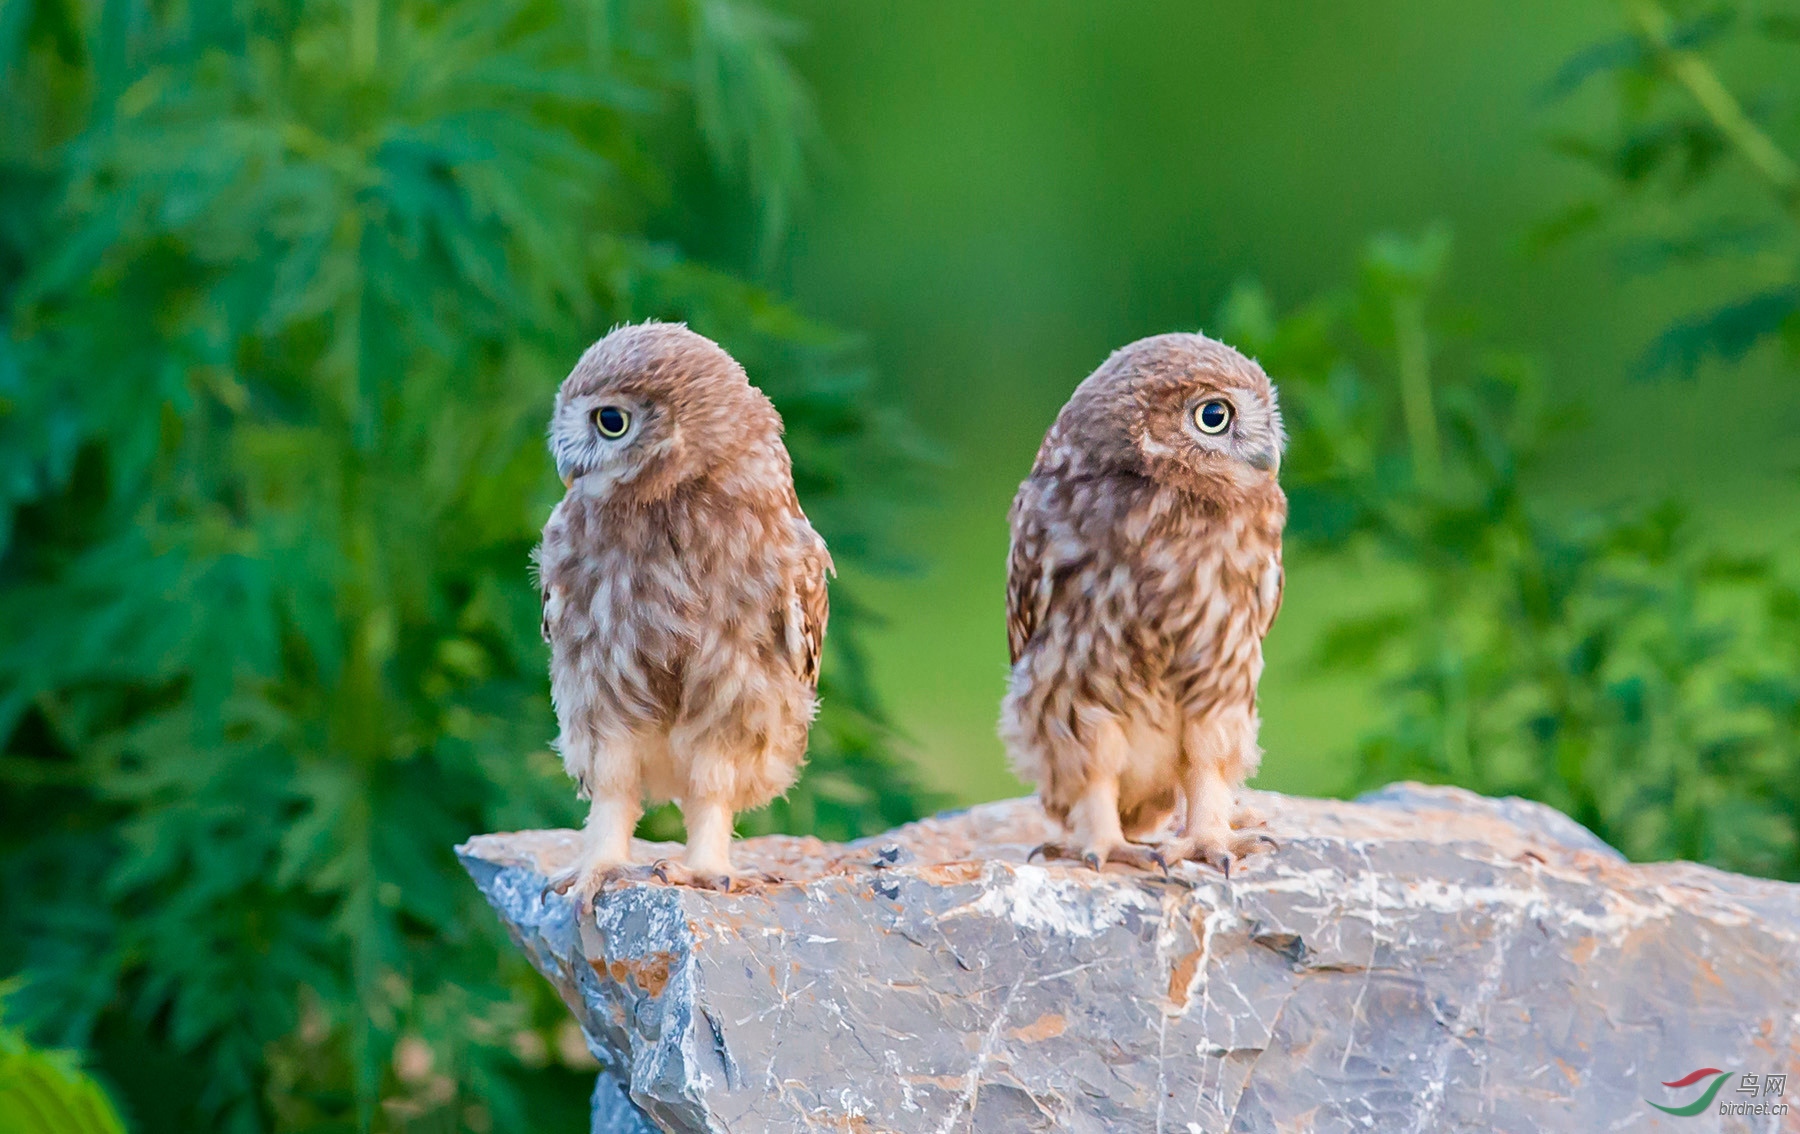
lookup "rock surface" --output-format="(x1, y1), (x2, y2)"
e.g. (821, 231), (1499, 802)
(459, 785), (1800, 1132)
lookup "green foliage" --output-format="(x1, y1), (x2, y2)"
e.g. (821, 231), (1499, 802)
(1221, 228), (1800, 881)
(1540, 0), (1800, 376)
(0, 991), (128, 1134)
(0, 1), (933, 1132)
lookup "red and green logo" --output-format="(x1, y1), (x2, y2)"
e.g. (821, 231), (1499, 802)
(1647, 1068), (1731, 1117)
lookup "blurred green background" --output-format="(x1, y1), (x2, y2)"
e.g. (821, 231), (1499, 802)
(763, 0), (1800, 803)
(5, 0), (1800, 1131)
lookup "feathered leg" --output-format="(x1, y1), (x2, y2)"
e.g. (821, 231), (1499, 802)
(1029, 717), (1166, 873)
(649, 739), (777, 892)
(1160, 709), (1278, 878)
(544, 793), (643, 909)
(544, 734), (644, 909)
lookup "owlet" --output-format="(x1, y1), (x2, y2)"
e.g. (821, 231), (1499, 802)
(1001, 332), (1286, 877)
(535, 322), (831, 902)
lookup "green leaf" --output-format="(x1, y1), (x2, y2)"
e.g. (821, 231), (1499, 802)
(0, 1007), (127, 1134)
(1640, 286), (1800, 377)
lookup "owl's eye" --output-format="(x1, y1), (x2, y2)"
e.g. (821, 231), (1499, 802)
(1194, 400), (1233, 435)
(593, 406), (631, 439)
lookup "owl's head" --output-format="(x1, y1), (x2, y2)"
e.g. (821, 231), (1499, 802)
(548, 321), (781, 501)
(1054, 332), (1284, 493)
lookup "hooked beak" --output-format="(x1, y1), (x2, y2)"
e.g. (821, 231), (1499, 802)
(561, 472), (574, 489)
(1247, 446), (1280, 474)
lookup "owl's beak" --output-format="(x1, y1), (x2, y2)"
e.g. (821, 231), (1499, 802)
(561, 471), (574, 489)
(1247, 446), (1280, 474)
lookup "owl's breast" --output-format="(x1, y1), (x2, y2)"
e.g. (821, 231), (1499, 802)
(1143, 512), (1281, 715)
(542, 491), (813, 725)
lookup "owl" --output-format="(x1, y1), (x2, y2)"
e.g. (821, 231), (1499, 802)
(1000, 332), (1286, 878)
(534, 322), (831, 902)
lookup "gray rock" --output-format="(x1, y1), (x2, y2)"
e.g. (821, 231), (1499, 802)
(1353, 782), (1626, 861)
(459, 784), (1800, 1132)
(591, 1071), (658, 1134)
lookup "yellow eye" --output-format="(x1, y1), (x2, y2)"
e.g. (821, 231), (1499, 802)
(593, 406), (630, 438)
(1194, 400), (1232, 434)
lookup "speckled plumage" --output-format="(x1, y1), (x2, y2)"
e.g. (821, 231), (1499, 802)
(535, 322), (831, 898)
(1000, 332), (1287, 875)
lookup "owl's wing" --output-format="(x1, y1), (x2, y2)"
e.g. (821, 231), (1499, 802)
(1006, 513), (1048, 667)
(1255, 553), (1284, 640)
(529, 543), (554, 644)
(790, 517), (834, 689)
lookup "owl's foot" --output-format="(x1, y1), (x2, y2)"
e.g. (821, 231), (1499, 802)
(1027, 840), (1169, 875)
(1160, 830), (1280, 880)
(541, 861), (644, 911)
(649, 858), (777, 893)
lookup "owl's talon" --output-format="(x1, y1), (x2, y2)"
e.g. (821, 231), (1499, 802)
(543, 866), (594, 899)
(1160, 827), (1280, 878)
(541, 861), (638, 911)
(1111, 842), (1170, 874)
(1031, 839), (1167, 874)
(649, 859), (765, 892)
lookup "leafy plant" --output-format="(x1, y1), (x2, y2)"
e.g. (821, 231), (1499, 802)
(0, 1), (933, 1132)
(1540, 0), (1800, 376)
(1221, 227), (1800, 880)
(0, 990), (127, 1134)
